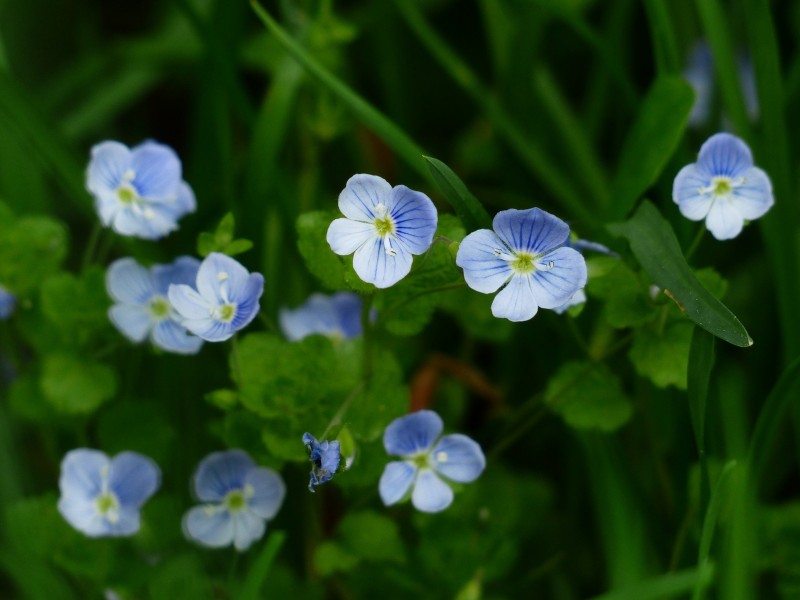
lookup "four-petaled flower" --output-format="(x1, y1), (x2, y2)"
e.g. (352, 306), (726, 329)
(183, 450), (286, 552)
(673, 133), (773, 240)
(456, 208), (587, 322)
(326, 174), (438, 288)
(107, 256), (203, 355)
(168, 253), (264, 342)
(280, 292), (364, 342)
(379, 410), (485, 513)
(0, 284), (15, 319)
(58, 449), (160, 537)
(86, 141), (196, 239)
(302, 433), (341, 492)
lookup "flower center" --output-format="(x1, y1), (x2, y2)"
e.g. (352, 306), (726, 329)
(411, 453), (431, 470)
(374, 216), (394, 237)
(224, 489), (247, 512)
(215, 303), (237, 323)
(712, 177), (732, 195)
(148, 296), (171, 320)
(117, 183), (138, 205)
(512, 252), (537, 274)
(95, 492), (120, 523)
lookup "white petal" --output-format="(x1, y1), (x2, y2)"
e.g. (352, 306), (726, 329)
(411, 469), (454, 513)
(109, 305), (153, 343)
(106, 258), (155, 304)
(338, 174), (392, 221)
(352, 237), (413, 288)
(59, 449), (108, 502)
(169, 284), (211, 321)
(705, 198), (745, 240)
(379, 461), (416, 506)
(326, 218), (375, 256)
(196, 253), (252, 305)
(455, 229), (513, 294)
(530, 247), (587, 309)
(87, 141), (131, 196)
(151, 320), (203, 354)
(673, 164), (713, 221)
(491, 275), (538, 322)
(232, 511), (266, 552)
(183, 505), (234, 548)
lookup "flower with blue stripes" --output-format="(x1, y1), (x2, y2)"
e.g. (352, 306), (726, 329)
(280, 292), (364, 342)
(456, 208), (587, 322)
(673, 133), (773, 240)
(302, 433), (341, 492)
(326, 174), (438, 289)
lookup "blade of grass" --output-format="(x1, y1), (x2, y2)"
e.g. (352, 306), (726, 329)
(687, 326), (715, 511)
(590, 566), (714, 600)
(643, 0), (680, 75)
(423, 156), (491, 231)
(238, 531), (286, 600)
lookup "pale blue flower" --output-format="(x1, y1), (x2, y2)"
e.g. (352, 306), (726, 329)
(183, 450), (285, 552)
(168, 253), (264, 342)
(673, 133), (773, 240)
(58, 449), (160, 537)
(326, 174), (438, 288)
(553, 289), (587, 315)
(279, 292), (364, 341)
(456, 208), (587, 322)
(0, 285), (15, 319)
(302, 433), (341, 492)
(379, 410), (485, 513)
(86, 140), (196, 239)
(107, 256), (203, 354)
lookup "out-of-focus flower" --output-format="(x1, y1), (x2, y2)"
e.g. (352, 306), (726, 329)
(0, 284), (15, 319)
(326, 174), (438, 288)
(183, 450), (285, 551)
(107, 256), (203, 354)
(86, 141), (195, 239)
(302, 433), (341, 492)
(58, 449), (160, 537)
(279, 292), (364, 341)
(169, 253), (264, 342)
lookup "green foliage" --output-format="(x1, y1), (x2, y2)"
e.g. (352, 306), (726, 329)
(587, 257), (656, 328)
(424, 156), (492, 231)
(40, 354), (117, 415)
(315, 511), (405, 576)
(197, 212), (253, 257)
(629, 320), (693, 389)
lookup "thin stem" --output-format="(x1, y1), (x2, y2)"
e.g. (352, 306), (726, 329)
(321, 382), (365, 440)
(80, 221), (102, 270)
(361, 294), (374, 381)
(684, 224), (706, 263)
(230, 334), (244, 387)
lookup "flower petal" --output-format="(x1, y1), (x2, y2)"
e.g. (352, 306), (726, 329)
(151, 320), (204, 355)
(109, 305), (153, 343)
(59, 449), (108, 502)
(106, 258), (155, 305)
(553, 288), (587, 314)
(183, 505), (234, 548)
(229, 274), (264, 331)
(110, 205), (178, 240)
(196, 253), (252, 305)
(411, 469), (454, 513)
(130, 141), (182, 201)
(456, 229), (514, 294)
(431, 434), (486, 483)
(352, 236), (413, 288)
(110, 507), (142, 536)
(492, 208), (569, 254)
(390, 185), (438, 255)
(697, 133), (753, 177)
(338, 174), (392, 221)
(244, 467), (286, 520)
(491, 274), (538, 322)
(87, 141), (131, 196)
(193, 450), (255, 501)
(169, 284), (211, 321)
(232, 511), (266, 552)
(383, 410), (443, 456)
(58, 495), (106, 537)
(151, 256), (201, 295)
(730, 166), (774, 220)
(109, 452), (161, 508)
(530, 247), (587, 309)
(379, 461), (416, 506)
(705, 198), (745, 240)
(326, 218), (375, 256)
(673, 164), (714, 221)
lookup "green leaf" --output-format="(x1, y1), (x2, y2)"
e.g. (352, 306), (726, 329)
(40, 354), (116, 415)
(545, 361), (633, 432)
(609, 77), (694, 219)
(224, 238), (254, 256)
(0, 213), (68, 294)
(588, 566), (714, 600)
(238, 532), (286, 600)
(314, 542), (359, 576)
(149, 554), (214, 600)
(197, 212), (253, 257)
(586, 257), (657, 328)
(40, 266), (112, 347)
(629, 320), (693, 389)
(687, 326), (716, 511)
(337, 510), (406, 563)
(423, 156), (491, 231)
(609, 201), (752, 347)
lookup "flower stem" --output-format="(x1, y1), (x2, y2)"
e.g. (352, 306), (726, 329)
(361, 294), (375, 382)
(230, 334), (244, 387)
(80, 222), (102, 270)
(684, 223), (706, 263)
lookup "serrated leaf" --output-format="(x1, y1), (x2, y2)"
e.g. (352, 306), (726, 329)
(424, 156), (491, 231)
(586, 257), (656, 328)
(40, 354), (116, 415)
(629, 320), (693, 389)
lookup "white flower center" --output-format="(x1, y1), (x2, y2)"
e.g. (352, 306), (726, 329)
(148, 295), (171, 321)
(373, 204), (397, 255)
(700, 176), (745, 197)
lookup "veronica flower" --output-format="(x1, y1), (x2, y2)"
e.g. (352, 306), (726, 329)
(673, 133), (773, 240)
(553, 289), (587, 315)
(0, 285), (15, 319)
(379, 410), (485, 513)
(107, 257), (203, 354)
(456, 208), (587, 322)
(183, 450), (285, 552)
(326, 174), (438, 288)
(279, 292), (364, 342)
(86, 141), (196, 239)
(302, 433), (341, 492)
(168, 253), (264, 342)
(58, 449), (160, 537)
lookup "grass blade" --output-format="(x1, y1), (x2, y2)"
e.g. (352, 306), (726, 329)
(424, 156), (491, 231)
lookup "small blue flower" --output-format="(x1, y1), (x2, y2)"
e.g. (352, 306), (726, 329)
(302, 433), (341, 492)
(379, 410), (485, 513)
(58, 449), (160, 537)
(326, 174), (438, 289)
(86, 141), (196, 240)
(279, 292), (364, 342)
(0, 285), (16, 319)
(673, 133), (773, 240)
(107, 256), (203, 354)
(456, 208), (587, 322)
(183, 450), (285, 552)
(553, 289), (587, 315)
(168, 253), (264, 342)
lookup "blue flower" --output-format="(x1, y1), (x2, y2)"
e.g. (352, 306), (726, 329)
(302, 433), (341, 492)
(673, 133), (773, 240)
(58, 449), (160, 537)
(279, 292), (364, 342)
(455, 208), (588, 322)
(107, 256), (204, 354)
(183, 450), (285, 551)
(326, 174), (438, 289)
(168, 253), (264, 342)
(0, 285), (15, 319)
(553, 289), (587, 315)
(86, 141), (196, 240)
(379, 410), (485, 513)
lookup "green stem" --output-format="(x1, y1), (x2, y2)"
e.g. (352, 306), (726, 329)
(684, 224), (706, 263)
(361, 294), (374, 382)
(231, 334), (244, 387)
(80, 221), (102, 270)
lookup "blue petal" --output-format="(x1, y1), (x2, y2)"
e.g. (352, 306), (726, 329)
(0, 286), (15, 319)
(326, 218), (375, 255)
(697, 133), (753, 177)
(229, 274), (264, 332)
(87, 141), (131, 196)
(553, 289), (587, 314)
(109, 305), (152, 343)
(492, 208), (569, 254)
(195, 253), (251, 306)
(456, 229), (513, 293)
(109, 506), (142, 536)
(182, 318), (235, 343)
(110, 205), (178, 240)
(730, 166), (773, 219)
(58, 495), (108, 537)
(390, 185), (438, 255)
(151, 256), (201, 295)
(383, 410), (443, 456)
(331, 292), (364, 338)
(155, 181), (196, 220)
(431, 434), (486, 483)
(108, 452), (160, 509)
(244, 467), (286, 520)
(705, 198), (745, 240)
(352, 236), (413, 288)
(673, 163), (714, 221)
(530, 247), (587, 309)
(151, 320), (204, 354)
(59, 449), (107, 502)
(683, 42), (713, 127)
(106, 258), (155, 305)
(568, 239), (616, 257)
(338, 174), (392, 221)
(130, 141), (182, 201)
(169, 284), (211, 320)
(193, 450), (255, 501)
(491, 274), (538, 322)
(379, 461), (416, 506)
(411, 469), (453, 513)
(183, 505), (234, 548)
(280, 292), (363, 341)
(232, 510), (266, 552)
